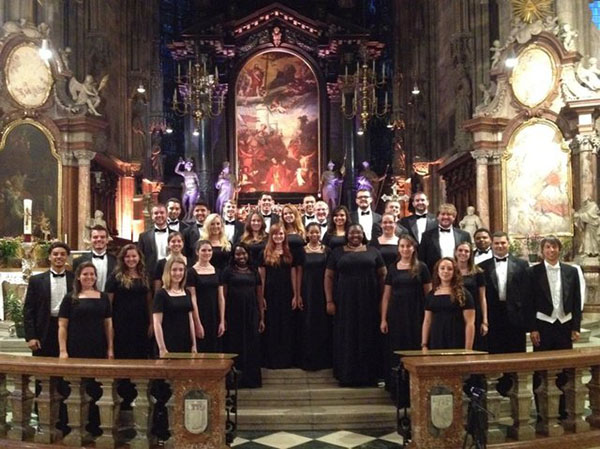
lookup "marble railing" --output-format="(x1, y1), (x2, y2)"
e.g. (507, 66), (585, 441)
(402, 348), (600, 449)
(0, 353), (234, 449)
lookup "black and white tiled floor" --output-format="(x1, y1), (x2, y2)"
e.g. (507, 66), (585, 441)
(231, 430), (403, 448)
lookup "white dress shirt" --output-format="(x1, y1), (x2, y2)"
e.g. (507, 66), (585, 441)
(224, 221), (235, 242)
(438, 227), (456, 259)
(304, 215), (318, 226)
(416, 215), (428, 243)
(154, 228), (169, 260)
(316, 220), (328, 239)
(358, 209), (374, 240)
(262, 214), (273, 233)
(167, 219), (181, 233)
(494, 254), (508, 302)
(474, 248), (493, 265)
(91, 251), (108, 291)
(537, 261), (571, 324)
(50, 270), (68, 317)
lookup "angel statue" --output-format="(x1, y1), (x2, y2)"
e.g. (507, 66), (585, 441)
(69, 74), (109, 116)
(215, 161), (236, 215)
(175, 157), (200, 221)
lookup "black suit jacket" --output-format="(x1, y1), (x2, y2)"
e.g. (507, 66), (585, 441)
(23, 270), (74, 347)
(183, 223), (204, 261)
(400, 213), (438, 243)
(479, 255), (529, 329)
(72, 252), (117, 288)
(261, 213), (280, 232)
(350, 210), (382, 242)
(138, 229), (164, 277)
(395, 221), (410, 237)
(418, 227), (471, 272)
(224, 220), (245, 245)
(167, 220), (189, 235)
(526, 262), (582, 332)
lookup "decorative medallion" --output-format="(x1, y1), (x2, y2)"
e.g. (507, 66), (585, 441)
(511, 0), (553, 24)
(184, 390), (209, 434)
(510, 45), (556, 108)
(5, 42), (54, 109)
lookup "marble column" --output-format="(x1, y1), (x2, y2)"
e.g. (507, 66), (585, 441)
(487, 153), (502, 232)
(570, 134), (600, 206)
(470, 149), (490, 228)
(74, 150), (95, 250)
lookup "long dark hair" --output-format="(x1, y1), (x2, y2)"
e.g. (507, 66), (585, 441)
(327, 205), (351, 235)
(241, 212), (267, 243)
(431, 257), (466, 306)
(397, 234), (421, 278)
(115, 244), (148, 289)
(71, 261), (98, 303)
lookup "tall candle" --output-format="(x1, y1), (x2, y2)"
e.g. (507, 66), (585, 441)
(23, 199), (32, 234)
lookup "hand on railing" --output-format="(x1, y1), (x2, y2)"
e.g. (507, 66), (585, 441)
(530, 331), (541, 347)
(159, 348), (169, 358)
(27, 339), (41, 351)
(59, 350), (68, 359)
(572, 331), (580, 342)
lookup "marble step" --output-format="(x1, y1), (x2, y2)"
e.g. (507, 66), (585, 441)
(237, 404), (398, 431)
(238, 385), (392, 406)
(260, 368), (339, 387)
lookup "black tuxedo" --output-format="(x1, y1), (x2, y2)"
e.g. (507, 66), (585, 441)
(395, 221), (409, 237)
(400, 213), (438, 243)
(260, 213), (279, 232)
(302, 215), (318, 227)
(350, 210), (382, 242)
(72, 252), (117, 289)
(23, 270), (74, 356)
(167, 220), (189, 234)
(224, 219), (245, 245)
(479, 255), (529, 354)
(418, 227), (471, 273)
(138, 229), (166, 277)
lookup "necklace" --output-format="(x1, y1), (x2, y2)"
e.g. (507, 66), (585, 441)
(306, 243), (323, 252)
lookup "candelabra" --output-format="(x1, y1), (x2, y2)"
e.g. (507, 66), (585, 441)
(172, 56), (226, 129)
(339, 58), (389, 135)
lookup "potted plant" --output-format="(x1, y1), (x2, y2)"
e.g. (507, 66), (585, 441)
(0, 237), (22, 268)
(3, 287), (24, 338)
(509, 238), (523, 258)
(526, 234), (541, 263)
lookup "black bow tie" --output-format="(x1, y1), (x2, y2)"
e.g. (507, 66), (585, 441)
(319, 222), (327, 228)
(416, 214), (427, 219)
(225, 220), (236, 225)
(476, 248), (491, 255)
(155, 228), (168, 233)
(168, 220), (179, 226)
(51, 271), (66, 278)
(92, 253), (105, 260)
(196, 223), (203, 228)
(439, 227), (451, 233)
(495, 256), (508, 263)
(361, 211), (370, 216)
(305, 215), (315, 220)
(262, 213), (272, 218)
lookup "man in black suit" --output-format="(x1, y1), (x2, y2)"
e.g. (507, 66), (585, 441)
(419, 203), (471, 272)
(72, 225), (116, 291)
(384, 200), (409, 236)
(138, 203), (169, 277)
(400, 192), (437, 243)
(473, 228), (493, 265)
(222, 200), (244, 245)
(302, 195), (317, 227)
(479, 231), (529, 355)
(183, 201), (211, 260)
(351, 188), (381, 242)
(258, 193), (279, 232)
(166, 197), (189, 234)
(314, 200), (330, 239)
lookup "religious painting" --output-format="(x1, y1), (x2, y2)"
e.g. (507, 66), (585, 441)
(510, 45), (557, 108)
(235, 50), (319, 194)
(0, 120), (61, 239)
(503, 119), (572, 237)
(5, 43), (54, 109)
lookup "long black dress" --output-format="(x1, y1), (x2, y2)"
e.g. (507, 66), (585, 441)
(186, 268), (222, 352)
(210, 246), (231, 271)
(222, 267), (262, 388)
(371, 241), (398, 268)
(425, 290), (474, 349)
(106, 274), (150, 359)
(322, 233), (346, 250)
(462, 272), (487, 351)
(287, 234), (306, 266)
(260, 252), (297, 369)
(153, 289), (193, 353)
(299, 248), (332, 370)
(327, 246), (385, 386)
(245, 239), (266, 268)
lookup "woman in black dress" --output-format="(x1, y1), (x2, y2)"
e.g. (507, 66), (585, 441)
(187, 240), (225, 352)
(299, 222), (332, 370)
(222, 243), (264, 387)
(380, 234), (431, 390)
(281, 203), (307, 273)
(153, 231), (187, 292)
(200, 213), (231, 270)
(322, 205), (350, 250)
(240, 212), (267, 268)
(153, 256), (196, 356)
(325, 224), (386, 386)
(372, 213), (400, 268)
(259, 222), (299, 369)
(455, 242), (488, 351)
(421, 257), (475, 350)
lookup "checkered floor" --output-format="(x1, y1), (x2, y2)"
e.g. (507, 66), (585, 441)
(231, 430), (403, 448)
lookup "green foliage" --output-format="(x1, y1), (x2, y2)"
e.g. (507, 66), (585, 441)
(0, 238), (21, 266)
(3, 288), (24, 338)
(509, 239), (522, 257)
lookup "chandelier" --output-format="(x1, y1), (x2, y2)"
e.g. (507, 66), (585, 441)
(339, 55), (389, 135)
(172, 55), (226, 130)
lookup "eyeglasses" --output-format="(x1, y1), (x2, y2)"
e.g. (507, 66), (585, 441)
(357, 196), (370, 199)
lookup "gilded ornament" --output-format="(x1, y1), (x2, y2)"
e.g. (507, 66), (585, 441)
(511, 0), (553, 24)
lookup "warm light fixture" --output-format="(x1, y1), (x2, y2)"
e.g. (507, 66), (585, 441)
(39, 39), (52, 61)
(165, 124), (173, 134)
(411, 83), (420, 95)
(192, 128), (200, 136)
(357, 128), (364, 136)
(137, 83), (146, 94)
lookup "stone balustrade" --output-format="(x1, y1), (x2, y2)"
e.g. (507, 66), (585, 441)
(0, 353), (234, 449)
(402, 348), (600, 449)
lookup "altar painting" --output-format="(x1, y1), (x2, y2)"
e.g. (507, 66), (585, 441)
(236, 50), (319, 193)
(0, 121), (60, 238)
(504, 119), (572, 237)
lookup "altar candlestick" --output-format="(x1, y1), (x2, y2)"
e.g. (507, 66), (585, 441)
(177, 62), (181, 79)
(384, 91), (388, 108)
(23, 199), (32, 235)
(345, 65), (348, 77)
(173, 88), (177, 104)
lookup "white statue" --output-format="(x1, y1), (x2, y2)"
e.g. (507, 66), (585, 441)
(68, 74), (109, 116)
(459, 206), (483, 239)
(574, 199), (600, 257)
(478, 81), (496, 106)
(576, 57), (600, 91)
(490, 40), (503, 69)
(560, 23), (578, 52)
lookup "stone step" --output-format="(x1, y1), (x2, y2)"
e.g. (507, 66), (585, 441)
(237, 404), (398, 431)
(260, 368), (339, 387)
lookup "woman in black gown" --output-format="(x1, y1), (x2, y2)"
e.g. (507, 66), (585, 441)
(421, 257), (475, 350)
(153, 232), (187, 292)
(222, 243), (264, 387)
(371, 213), (400, 268)
(380, 234), (431, 391)
(299, 222), (332, 370)
(455, 242), (488, 351)
(325, 224), (386, 386)
(240, 212), (267, 268)
(187, 240), (225, 352)
(259, 223), (299, 369)
(322, 205), (350, 250)
(200, 213), (231, 270)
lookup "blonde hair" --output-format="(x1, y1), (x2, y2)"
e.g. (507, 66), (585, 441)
(200, 213), (231, 251)
(438, 203), (457, 217)
(281, 204), (306, 238)
(162, 255), (187, 290)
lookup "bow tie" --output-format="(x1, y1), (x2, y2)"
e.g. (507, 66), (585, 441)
(360, 211), (370, 216)
(319, 222), (327, 228)
(439, 227), (451, 233)
(416, 214), (427, 220)
(495, 256), (507, 263)
(51, 271), (66, 278)
(168, 220), (179, 226)
(262, 213), (272, 219)
(92, 253), (105, 260)
(476, 248), (491, 255)
(225, 220), (236, 225)
(155, 228), (168, 233)
(546, 264), (560, 271)
(305, 215), (315, 220)
(196, 223), (203, 229)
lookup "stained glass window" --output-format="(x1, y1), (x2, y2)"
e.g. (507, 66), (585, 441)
(591, 1), (600, 29)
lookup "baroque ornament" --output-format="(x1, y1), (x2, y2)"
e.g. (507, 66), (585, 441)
(511, 0), (553, 24)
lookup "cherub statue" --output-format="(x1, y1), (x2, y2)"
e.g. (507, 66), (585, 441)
(68, 74), (109, 116)
(35, 212), (52, 241)
(459, 206), (483, 240)
(320, 161), (343, 210)
(576, 57), (600, 91)
(215, 162), (236, 215)
(490, 39), (503, 69)
(175, 157), (200, 221)
(560, 23), (578, 52)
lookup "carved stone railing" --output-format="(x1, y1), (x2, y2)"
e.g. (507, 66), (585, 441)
(0, 353), (234, 449)
(402, 348), (600, 449)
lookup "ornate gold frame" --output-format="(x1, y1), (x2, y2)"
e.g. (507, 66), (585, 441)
(502, 117), (572, 238)
(509, 44), (558, 109)
(0, 118), (63, 237)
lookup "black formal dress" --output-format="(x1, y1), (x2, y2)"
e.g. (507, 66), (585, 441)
(327, 246), (385, 386)
(322, 233), (346, 250)
(186, 269), (222, 352)
(153, 289), (193, 353)
(106, 274), (150, 359)
(222, 267), (262, 388)
(210, 246), (231, 271)
(287, 234), (306, 266)
(371, 240), (398, 268)
(425, 290), (474, 350)
(260, 252), (297, 369)
(244, 239), (266, 268)
(462, 271), (487, 352)
(299, 249), (332, 370)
